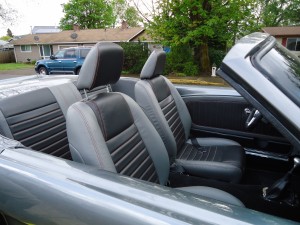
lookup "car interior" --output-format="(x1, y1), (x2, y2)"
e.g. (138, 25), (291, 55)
(0, 42), (299, 222)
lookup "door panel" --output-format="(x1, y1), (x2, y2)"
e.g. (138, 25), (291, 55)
(176, 85), (291, 156)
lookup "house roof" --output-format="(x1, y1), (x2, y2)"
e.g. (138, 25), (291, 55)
(12, 27), (146, 45)
(262, 26), (300, 36)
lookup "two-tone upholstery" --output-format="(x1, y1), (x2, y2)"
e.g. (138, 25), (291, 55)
(66, 42), (244, 206)
(0, 82), (81, 159)
(135, 50), (245, 183)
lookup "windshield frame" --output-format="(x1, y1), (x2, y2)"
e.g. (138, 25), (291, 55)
(251, 37), (300, 108)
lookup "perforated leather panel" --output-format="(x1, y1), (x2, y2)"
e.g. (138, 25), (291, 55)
(149, 76), (186, 150)
(0, 88), (72, 159)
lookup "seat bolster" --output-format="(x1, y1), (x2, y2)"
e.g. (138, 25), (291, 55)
(66, 101), (116, 172)
(163, 77), (191, 140)
(121, 93), (170, 185)
(0, 110), (13, 138)
(135, 81), (177, 161)
(176, 160), (243, 183)
(48, 82), (82, 117)
(177, 186), (244, 207)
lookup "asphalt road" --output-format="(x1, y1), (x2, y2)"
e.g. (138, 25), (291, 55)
(0, 68), (36, 80)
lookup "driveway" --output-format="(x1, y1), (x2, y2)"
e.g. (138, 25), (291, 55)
(0, 68), (36, 80)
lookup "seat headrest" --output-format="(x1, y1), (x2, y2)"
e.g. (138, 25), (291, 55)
(77, 42), (124, 90)
(140, 49), (166, 79)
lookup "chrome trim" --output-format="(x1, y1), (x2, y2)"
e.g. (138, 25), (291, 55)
(245, 148), (289, 161)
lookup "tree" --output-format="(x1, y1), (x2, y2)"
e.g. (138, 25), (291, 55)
(131, 0), (160, 24)
(256, 0), (300, 27)
(0, 35), (10, 41)
(149, 0), (253, 74)
(111, 0), (142, 27)
(123, 6), (142, 27)
(7, 28), (13, 37)
(59, 0), (115, 30)
(0, 3), (17, 25)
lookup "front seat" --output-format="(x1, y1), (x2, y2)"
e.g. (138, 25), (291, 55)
(66, 42), (244, 207)
(135, 49), (245, 183)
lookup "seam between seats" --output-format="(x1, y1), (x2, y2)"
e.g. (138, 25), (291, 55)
(72, 105), (104, 168)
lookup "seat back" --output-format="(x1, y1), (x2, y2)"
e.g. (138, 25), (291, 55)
(135, 50), (192, 162)
(66, 42), (170, 185)
(0, 82), (81, 159)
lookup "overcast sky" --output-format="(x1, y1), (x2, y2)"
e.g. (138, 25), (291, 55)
(0, 0), (68, 36)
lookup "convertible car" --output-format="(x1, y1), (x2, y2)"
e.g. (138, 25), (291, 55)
(0, 32), (299, 224)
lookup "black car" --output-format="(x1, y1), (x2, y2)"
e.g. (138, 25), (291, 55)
(0, 33), (299, 225)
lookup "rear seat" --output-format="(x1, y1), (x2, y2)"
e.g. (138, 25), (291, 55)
(0, 77), (114, 160)
(0, 82), (81, 159)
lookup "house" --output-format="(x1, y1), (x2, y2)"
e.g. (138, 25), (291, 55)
(11, 27), (148, 62)
(262, 26), (300, 57)
(0, 40), (14, 51)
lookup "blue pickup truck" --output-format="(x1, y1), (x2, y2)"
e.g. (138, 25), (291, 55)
(35, 47), (91, 75)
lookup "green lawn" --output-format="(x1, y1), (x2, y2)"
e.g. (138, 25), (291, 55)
(0, 63), (33, 71)
(122, 74), (228, 86)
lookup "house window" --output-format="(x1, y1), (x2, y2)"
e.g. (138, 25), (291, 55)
(20, 45), (31, 52)
(286, 38), (300, 51)
(39, 45), (53, 59)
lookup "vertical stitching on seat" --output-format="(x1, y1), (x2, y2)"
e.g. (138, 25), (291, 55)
(204, 146), (211, 161)
(211, 146), (217, 161)
(72, 105), (104, 167)
(178, 144), (188, 159)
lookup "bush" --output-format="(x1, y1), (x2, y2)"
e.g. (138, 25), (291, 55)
(118, 42), (149, 74)
(183, 62), (199, 76)
(164, 44), (198, 76)
(208, 48), (226, 67)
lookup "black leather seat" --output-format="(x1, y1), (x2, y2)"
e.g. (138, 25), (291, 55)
(135, 50), (245, 183)
(66, 42), (244, 206)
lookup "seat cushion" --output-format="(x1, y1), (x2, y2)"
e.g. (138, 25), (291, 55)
(177, 186), (244, 207)
(175, 138), (245, 183)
